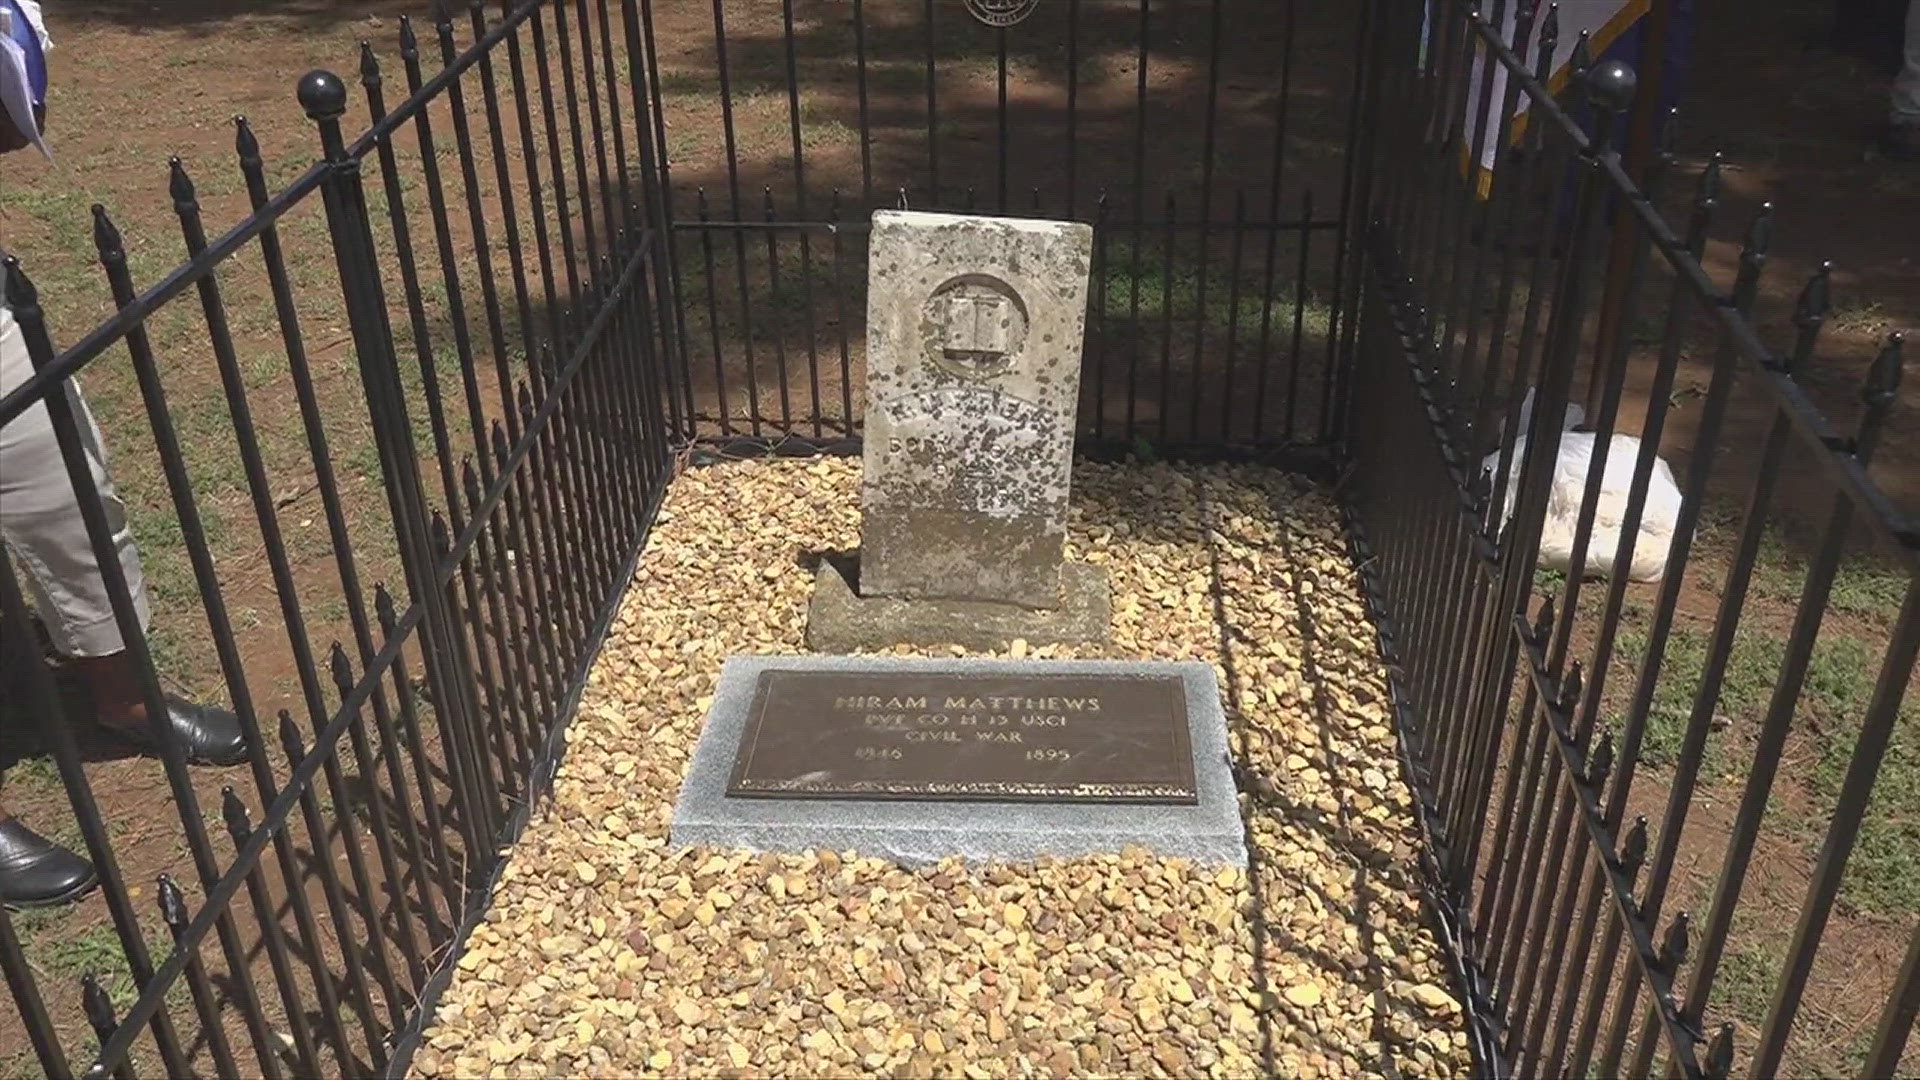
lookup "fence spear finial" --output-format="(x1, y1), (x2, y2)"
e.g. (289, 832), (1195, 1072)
(234, 115), (261, 170)
(2, 255), (39, 311)
(1864, 331), (1905, 407)
(1855, 332), (1907, 464)
(1694, 153), (1722, 213)
(81, 971), (118, 1044)
(1740, 202), (1774, 269)
(278, 709), (307, 762)
(219, 786), (251, 844)
(1533, 593), (1557, 643)
(375, 582), (398, 631)
(1728, 202), (1773, 310)
(168, 157), (198, 216)
(1656, 105), (1680, 159)
(1659, 910), (1691, 971)
(91, 204), (125, 265)
(1620, 815), (1649, 884)
(359, 41), (382, 88)
(1639, 106), (1678, 191)
(1783, 261), (1832, 374)
(157, 873), (189, 935)
(1560, 662), (1584, 713)
(1705, 1023), (1735, 1079)
(329, 642), (354, 699)
(462, 456), (483, 508)
(1586, 729), (1615, 789)
(1468, 459), (1493, 508)
(1793, 261), (1833, 331)
(1532, 7), (1561, 81)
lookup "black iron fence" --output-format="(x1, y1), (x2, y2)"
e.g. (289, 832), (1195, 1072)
(644, 0), (1365, 456)
(1, 1), (676, 1074)
(5, 0), (1918, 1078)
(1343, 1), (1918, 1077)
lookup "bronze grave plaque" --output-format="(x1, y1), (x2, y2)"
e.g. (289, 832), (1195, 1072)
(725, 670), (1196, 803)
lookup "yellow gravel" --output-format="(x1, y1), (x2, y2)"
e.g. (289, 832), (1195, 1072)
(411, 457), (1471, 1079)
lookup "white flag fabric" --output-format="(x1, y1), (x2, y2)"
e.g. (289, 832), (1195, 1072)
(0, 0), (51, 160)
(1462, 1), (1651, 194)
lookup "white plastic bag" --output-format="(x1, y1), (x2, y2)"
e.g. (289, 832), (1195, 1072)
(1485, 390), (1683, 583)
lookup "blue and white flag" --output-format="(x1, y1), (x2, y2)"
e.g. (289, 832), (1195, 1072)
(1453, 0), (1694, 195)
(0, 0), (51, 158)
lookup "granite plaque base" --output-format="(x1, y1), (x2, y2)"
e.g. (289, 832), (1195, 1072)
(806, 560), (1111, 653)
(669, 656), (1246, 866)
(726, 668), (1197, 802)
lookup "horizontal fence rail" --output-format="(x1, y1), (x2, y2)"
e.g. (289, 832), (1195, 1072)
(0, 1), (678, 1075)
(1344, 1), (1918, 1077)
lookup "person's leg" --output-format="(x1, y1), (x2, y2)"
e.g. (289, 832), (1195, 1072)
(0, 597), (94, 908)
(0, 304), (246, 763)
(0, 303), (111, 906)
(0, 305), (152, 674)
(1888, 0), (1920, 159)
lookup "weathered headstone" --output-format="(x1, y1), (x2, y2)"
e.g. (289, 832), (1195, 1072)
(670, 656), (1245, 866)
(807, 211), (1110, 651)
(859, 210), (1093, 607)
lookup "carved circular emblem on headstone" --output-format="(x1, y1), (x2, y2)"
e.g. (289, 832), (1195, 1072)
(964, 0), (1042, 28)
(922, 275), (1028, 381)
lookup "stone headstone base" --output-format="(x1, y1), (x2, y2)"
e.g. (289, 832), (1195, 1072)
(806, 560), (1112, 653)
(669, 656), (1247, 866)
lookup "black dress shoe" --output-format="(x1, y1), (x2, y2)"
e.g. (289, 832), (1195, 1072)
(0, 818), (97, 910)
(105, 695), (250, 766)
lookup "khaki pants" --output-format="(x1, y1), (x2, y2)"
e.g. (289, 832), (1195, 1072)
(0, 303), (150, 657)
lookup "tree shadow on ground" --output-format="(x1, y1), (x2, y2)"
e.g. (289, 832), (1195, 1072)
(633, 0), (1359, 449)
(1174, 475), (1458, 1074)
